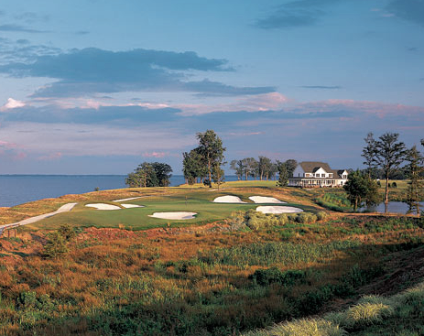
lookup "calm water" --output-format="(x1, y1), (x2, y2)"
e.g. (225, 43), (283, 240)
(361, 201), (424, 215)
(0, 175), (240, 207)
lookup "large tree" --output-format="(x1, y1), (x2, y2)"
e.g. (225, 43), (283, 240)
(362, 132), (377, 179)
(230, 159), (245, 180)
(374, 133), (406, 209)
(257, 156), (272, 180)
(343, 170), (379, 212)
(405, 145), (424, 215)
(126, 162), (172, 188)
(195, 130), (226, 188)
(242, 157), (257, 180)
(182, 149), (205, 184)
(282, 159), (297, 178)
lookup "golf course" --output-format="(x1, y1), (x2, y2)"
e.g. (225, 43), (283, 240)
(1, 181), (424, 336)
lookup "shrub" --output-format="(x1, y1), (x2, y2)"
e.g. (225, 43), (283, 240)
(250, 268), (306, 286)
(250, 318), (347, 336)
(317, 211), (329, 221)
(343, 303), (394, 327)
(43, 231), (68, 259)
(392, 182), (397, 188)
(58, 224), (76, 241)
(297, 212), (317, 224)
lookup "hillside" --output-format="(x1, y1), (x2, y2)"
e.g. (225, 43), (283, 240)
(0, 181), (423, 336)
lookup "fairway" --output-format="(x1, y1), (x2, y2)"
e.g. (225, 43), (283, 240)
(30, 188), (312, 230)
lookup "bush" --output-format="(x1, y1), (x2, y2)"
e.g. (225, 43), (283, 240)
(297, 212), (317, 224)
(344, 303), (394, 327)
(317, 211), (329, 221)
(58, 224), (76, 241)
(392, 182), (397, 188)
(43, 231), (68, 259)
(250, 268), (306, 286)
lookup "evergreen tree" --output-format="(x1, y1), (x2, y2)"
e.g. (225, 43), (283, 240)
(344, 170), (371, 212)
(277, 162), (288, 187)
(230, 159), (244, 180)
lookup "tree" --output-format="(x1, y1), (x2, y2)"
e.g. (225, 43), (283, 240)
(242, 157), (258, 180)
(43, 231), (68, 259)
(230, 159), (244, 180)
(343, 170), (369, 211)
(183, 150), (204, 184)
(362, 132), (377, 179)
(374, 133), (406, 210)
(126, 162), (172, 188)
(276, 162), (288, 187)
(195, 130), (226, 188)
(212, 162), (225, 191)
(257, 156), (272, 180)
(405, 145), (424, 215)
(151, 162), (173, 187)
(284, 159), (298, 177)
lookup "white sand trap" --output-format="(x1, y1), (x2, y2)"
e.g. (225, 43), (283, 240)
(149, 212), (197, 220)
(121, 204), (144, 209)
(213, 196), (246, 203)
(249, 196), (285, 204)
(85, 203), (121, 210)
(256, 206), (303, 214)
(113, 197), (144, 202)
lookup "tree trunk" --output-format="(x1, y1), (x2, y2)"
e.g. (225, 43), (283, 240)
(385, 175), (389, 207)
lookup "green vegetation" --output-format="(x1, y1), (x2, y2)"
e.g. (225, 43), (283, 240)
(1, 182), (424, 335)
(244, 281), (424, 336)
(126, 161), (173, 187)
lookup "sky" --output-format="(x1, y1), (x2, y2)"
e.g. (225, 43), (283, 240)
(0, 0), (423, 174)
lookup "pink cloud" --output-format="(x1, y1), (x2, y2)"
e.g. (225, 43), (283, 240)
(142, 151), (167, 158)
(176, 92), (288, 116)
(0, 98), (26, 111)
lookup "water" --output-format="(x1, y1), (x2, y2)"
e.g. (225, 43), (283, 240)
(0, 175), (241, 207)
(361, 201), (424, 215)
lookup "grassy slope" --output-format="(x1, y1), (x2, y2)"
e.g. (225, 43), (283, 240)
(1, 181), (423, 336)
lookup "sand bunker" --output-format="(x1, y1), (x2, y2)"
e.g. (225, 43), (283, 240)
(121, 204), (144, 209)
(113, 197), (144, 202)
(85, 203), (121, 210)
(249, 196), (285, 204)
(256, 206), (303, 214)
(149, 212), (197, 220)
(213, 196), (246, 203)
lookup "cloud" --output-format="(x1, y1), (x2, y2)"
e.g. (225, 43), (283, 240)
(255, 0), (338, 29)
(142, 151), (167, 158)
(386, 0), (424, 26)
(0, 24), (49, 33)
(38, 152), (62, 161)
(176, 92), (287, 116)
(300, 85), (342, 89)
(0, 48), (272, 98)
(0, 98), (26, 111)
(0, 122), (195, 157)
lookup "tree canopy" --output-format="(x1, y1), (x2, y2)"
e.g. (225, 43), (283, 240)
(126, 162), (172, 188)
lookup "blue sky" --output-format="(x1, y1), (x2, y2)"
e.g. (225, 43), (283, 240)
(0, 0), (423, 174)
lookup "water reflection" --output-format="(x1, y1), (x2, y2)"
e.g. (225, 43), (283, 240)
(361, 202), (424, 215)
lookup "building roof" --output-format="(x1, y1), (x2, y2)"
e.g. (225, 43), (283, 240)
(299, 162), (347, 178)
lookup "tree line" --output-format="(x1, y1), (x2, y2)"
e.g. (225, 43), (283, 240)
(344, 132), (423, 214)
(229, 158), (297, 183)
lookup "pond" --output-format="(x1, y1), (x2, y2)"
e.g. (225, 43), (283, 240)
(360, 202), (424, 215)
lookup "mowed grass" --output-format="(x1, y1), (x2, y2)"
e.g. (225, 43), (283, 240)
(29, 189), (309, 230)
